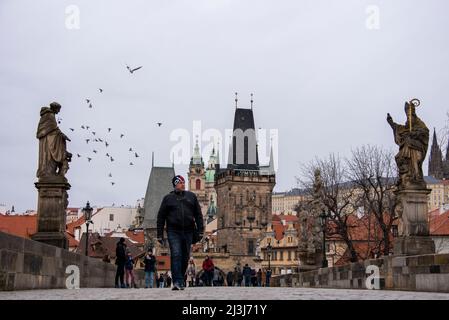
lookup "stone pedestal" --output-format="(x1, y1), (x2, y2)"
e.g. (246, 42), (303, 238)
(394, 188), (435, 255)
(393, 236), (436, 256)
(31, 177), (70, 249)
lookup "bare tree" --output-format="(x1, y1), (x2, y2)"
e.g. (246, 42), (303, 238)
(346, 145), (398, 256)
(298, 153), (358, 262)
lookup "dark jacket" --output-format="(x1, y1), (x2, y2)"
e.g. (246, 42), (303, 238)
(157, 190), (204, 238)
(125, 256), (134, 270)
(144, 254), (157, 272)
(243, 266), (252, 277)
(115, 242), (126, 264)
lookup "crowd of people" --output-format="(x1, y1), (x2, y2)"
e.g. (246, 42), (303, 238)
(114, 242), (273, 288)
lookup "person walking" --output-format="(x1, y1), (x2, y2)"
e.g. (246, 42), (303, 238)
(266, 268), (272, 287)
(212, 267), (220, 286)
(256, 269), (262, 287)
(144, 250), (157, 288)
(114, 238), (127, 288)
(125, 251), (137, 288)
(186, 258), (196, 287)
(157, 273), (165, 288)
(202, 255), (215, 286)
(242, 264), (252, 287)
(157, 175), (204, 290)
(233, 267), (240, 287)
(226, 271), (234, 287)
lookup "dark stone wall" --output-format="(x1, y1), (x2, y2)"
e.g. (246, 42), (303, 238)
(271, 254), (449, 292)
(0, 232), (145, 291)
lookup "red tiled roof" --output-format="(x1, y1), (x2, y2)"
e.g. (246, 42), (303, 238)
(430, 209), (449, 236)
(66, 232), (79, 248)
(66, 216), (85, 235)
(125, 230), (145, 244)
(0, 214), (37, 239)
(278, 214), (299, 223)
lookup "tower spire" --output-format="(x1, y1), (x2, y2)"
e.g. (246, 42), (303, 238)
(235, 92), (238, 109)
(250, 93), (254, 110)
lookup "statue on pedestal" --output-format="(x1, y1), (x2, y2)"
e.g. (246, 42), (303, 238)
(36, 102), (72, 180)
(387, 99), (435, 255)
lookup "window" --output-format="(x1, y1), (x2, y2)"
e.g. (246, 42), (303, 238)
(109, 214), (114, 221)
(248, 240), (255, 255)
(196, 179), (201, 190)
(280, 251), (284, 261)
(288, 251), (291, 261)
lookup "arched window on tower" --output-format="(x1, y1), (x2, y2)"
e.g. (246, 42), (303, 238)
(196, 179), (201, 190)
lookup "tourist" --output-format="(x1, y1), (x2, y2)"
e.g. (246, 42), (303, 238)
(266, 268), (272, 287)
(144, 250), (157, 288)
(125, 251), (137, 288)
(186, 258), (196, 287)
(243, 264), (252, 287)
(156, 175), (204, 290)
(202, 255), (215, 286)
(257, 269), (262, 287)
(114, 238), (126, 288)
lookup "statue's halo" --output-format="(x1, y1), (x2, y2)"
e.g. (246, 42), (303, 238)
(410, 98), (421, 108)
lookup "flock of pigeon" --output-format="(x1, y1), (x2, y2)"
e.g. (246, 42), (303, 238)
(59, 64), (163, 187)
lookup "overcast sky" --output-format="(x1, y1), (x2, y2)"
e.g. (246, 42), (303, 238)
(1, 0), (448, 212)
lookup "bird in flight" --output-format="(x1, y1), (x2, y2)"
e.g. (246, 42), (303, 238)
(98, 138), (103, 142)
(108, 173), (112, 177)
(111, 182), (115, 186)
(81, 125), (85, 129)
(106, 153), (110, 157)
(93, 150), (97, 154)
(89, 103), (93, 109)
(99, 88), (103, 93)
(105, 141), (109, 147)
(110, 157), (114, 162)
(135, 152), (139, 158)
(129, 162), (134, 166)
(120, 134), (124, 138)
(129, 148), (133, 152)
(77, 154), (81, 157)
(108, 128), (112, 132)
(69, 128), (74, 131)
(87, 157), (92, 162)
(157, 122), (162, 127)
(126, 65), (143, 74)
(86, 99), (90, 103)
(92, 132), (96, 135)
(85, 139), (90, 144)
(86, 126), (90, 130)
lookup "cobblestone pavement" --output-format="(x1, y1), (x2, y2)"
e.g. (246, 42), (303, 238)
(1, 287), (449, 300)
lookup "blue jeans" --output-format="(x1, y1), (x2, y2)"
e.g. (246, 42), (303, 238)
(244, 276), (251, 287)
(145, 271), (155, 288)
(167, 230), (193, 287)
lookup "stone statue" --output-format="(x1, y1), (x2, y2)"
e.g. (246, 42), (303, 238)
(387, 99), (429, 190)
(36, 102), (72, 179)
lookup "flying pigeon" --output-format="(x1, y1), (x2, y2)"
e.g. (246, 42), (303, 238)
(108, 173), (112, 177)
(110, 157), (114, 162)
(120, 134), (124, 138)
(69, 128), (74, 131)
(89, 103), (93, 109)
(126, 65), (143, 74)
(77, 154), (81, 157)
(108, 128), (112, 132)
(86, 126), (90, 130)
(135, 152), (139, 158)
(129, 148), (133, 152)
(157, 122), (162, 127)
(105, 141), (109, 147)
(86, 99), (90, 103)
(81, 125), (85, 129)
(111, 182), (115, 186)
(129, 162), (134, 166)
(98, 138), (103, 142)
(106, 153), (110, 157)
(85, 139), (90, 144)
(93, 150), (97, 154)
(99, 88), (103, 93)
(92, 132), (96, 135)
(87, 157), (92, 162)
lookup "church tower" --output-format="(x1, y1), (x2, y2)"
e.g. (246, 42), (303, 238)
(188, 138), (207, 215)
(428, 128), (444, 179)
(215, 93), (276, 267)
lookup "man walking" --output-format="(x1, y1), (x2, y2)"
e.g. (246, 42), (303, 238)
(157, 175), (204, 290)
(144, 250), (157, 288)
